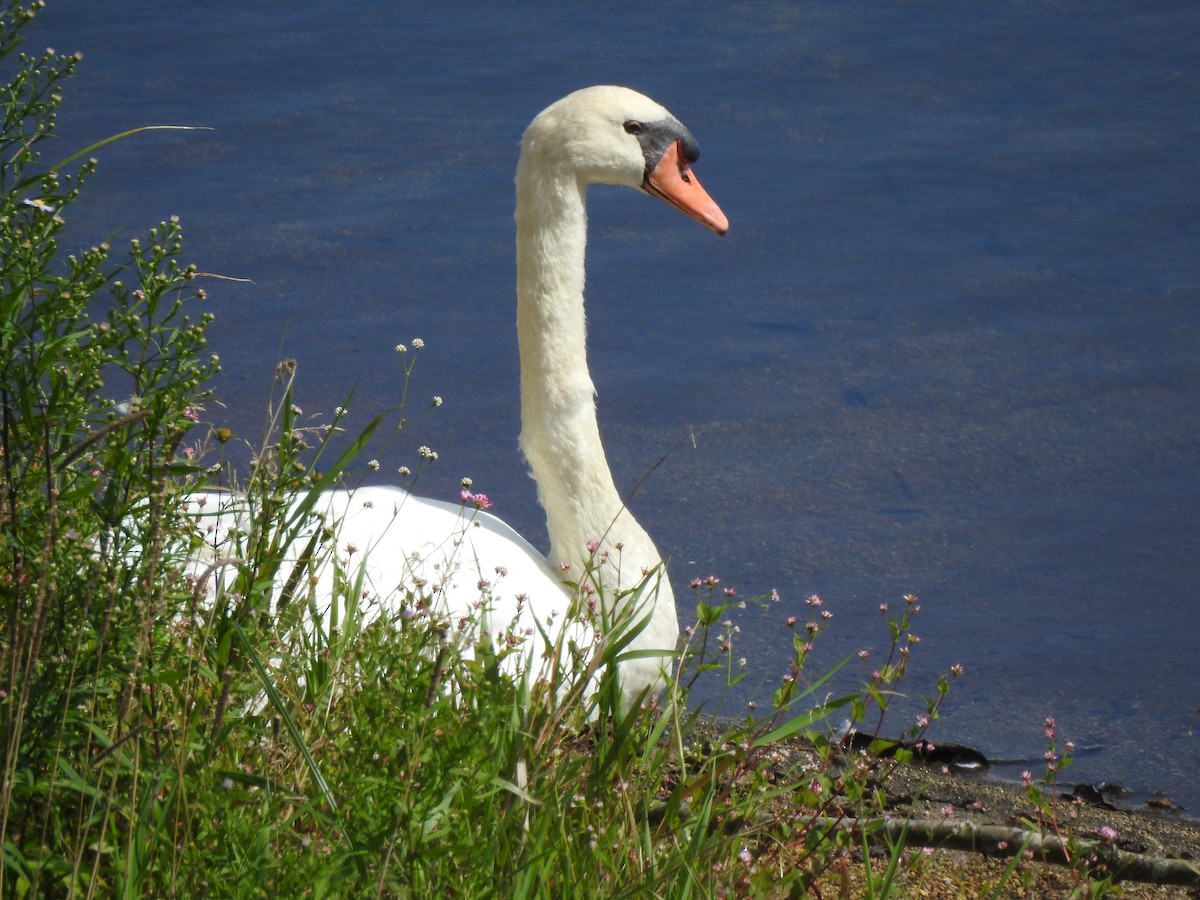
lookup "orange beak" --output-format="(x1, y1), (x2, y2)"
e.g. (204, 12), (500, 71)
(644, 141), (729, 236)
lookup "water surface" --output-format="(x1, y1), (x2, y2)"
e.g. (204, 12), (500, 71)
(36, 1), (1199, 810)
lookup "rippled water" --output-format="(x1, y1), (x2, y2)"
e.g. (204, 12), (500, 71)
(36, 1), (1199, 811)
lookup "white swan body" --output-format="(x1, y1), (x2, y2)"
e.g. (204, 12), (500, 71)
(183, 487), (590, 670)
(188, 86), (727, 703)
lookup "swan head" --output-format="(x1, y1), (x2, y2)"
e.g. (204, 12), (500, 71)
(520, 85), (728, 235)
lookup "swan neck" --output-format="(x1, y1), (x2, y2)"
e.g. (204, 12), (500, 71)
(515, 164), (630, 570)
(515, 167), (589, 373)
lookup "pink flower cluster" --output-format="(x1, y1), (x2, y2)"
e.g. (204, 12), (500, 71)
(459, 490), (492, 510)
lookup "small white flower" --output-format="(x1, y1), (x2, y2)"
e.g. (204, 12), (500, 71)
(368, 459), (380, 471)
(334, 406), (347, 417)
(432, 395), (443, 406)
(395, 343), (407, 353)
(398, 466), (411, 476)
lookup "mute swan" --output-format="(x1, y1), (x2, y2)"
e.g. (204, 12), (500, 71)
(186, 86), (727, 703)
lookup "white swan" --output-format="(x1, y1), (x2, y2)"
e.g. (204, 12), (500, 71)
(185, 86), (727, 703)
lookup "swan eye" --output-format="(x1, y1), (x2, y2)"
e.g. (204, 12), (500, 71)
(623, 121), (644, 135)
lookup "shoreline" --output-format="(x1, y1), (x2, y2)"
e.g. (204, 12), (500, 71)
(808, 738), (1200, 895)
(689, 718), (1200, 893)
(856, 755), (1200, 895)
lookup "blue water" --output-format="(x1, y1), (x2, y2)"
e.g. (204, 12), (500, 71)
(34, 2), (1199, 812)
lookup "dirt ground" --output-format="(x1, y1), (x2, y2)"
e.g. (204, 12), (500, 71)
(851, 759), (1200, 897)
(782, 740), (1200, 898)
